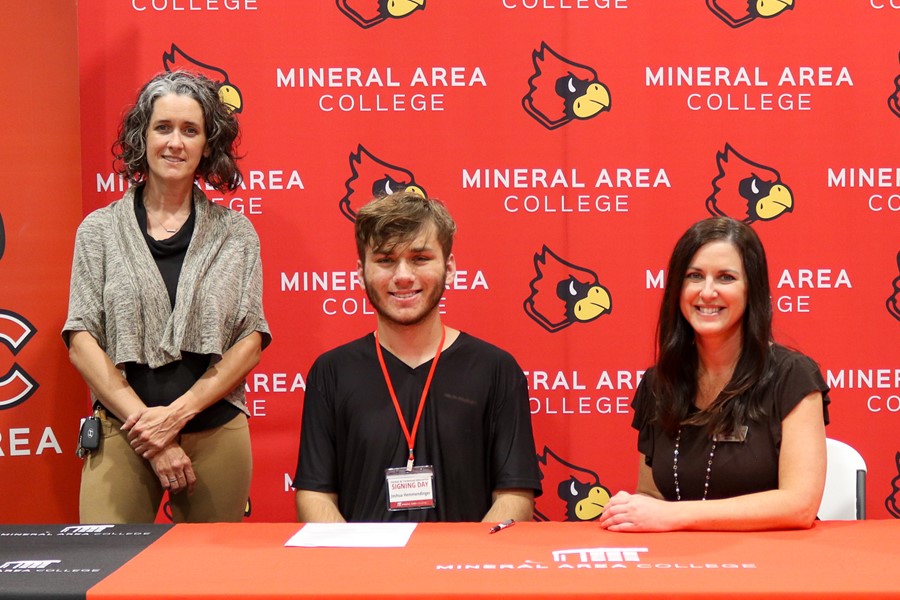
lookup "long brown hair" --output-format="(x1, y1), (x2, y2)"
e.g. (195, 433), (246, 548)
(652, 217), (774, 437)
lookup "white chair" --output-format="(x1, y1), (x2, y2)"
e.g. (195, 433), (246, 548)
(817, 438), (867, 520)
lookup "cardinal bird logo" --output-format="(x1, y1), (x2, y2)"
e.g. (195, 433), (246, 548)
(887, 452), (900, 518)
(340, 145), (427, 222)
(706, 0), (794, 28)
(534, 446), (611, 522)
(162, 44), (243, 113)
(522, 42), (611, 130)
(164, 497), (251, 521)
(889, 52), (900, 119)
(706, 144), (793, 224)
(887, 251), (900, 323)
(524, 246), (612, 333)
(336, 0), (425, 29)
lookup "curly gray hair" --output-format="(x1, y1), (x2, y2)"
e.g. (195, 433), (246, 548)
(112, 70), (242, 191)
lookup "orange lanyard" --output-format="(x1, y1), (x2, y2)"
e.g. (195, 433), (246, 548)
(375, 326), (446, 472)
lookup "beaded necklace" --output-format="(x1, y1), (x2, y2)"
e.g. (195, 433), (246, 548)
(673, 428), (716, 501)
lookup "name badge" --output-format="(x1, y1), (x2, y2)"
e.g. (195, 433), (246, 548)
(714, 424), (749, 443)
(385, 466), (436, 511)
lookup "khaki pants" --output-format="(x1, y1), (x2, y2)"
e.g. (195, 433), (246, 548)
(80, 410), (252, 523)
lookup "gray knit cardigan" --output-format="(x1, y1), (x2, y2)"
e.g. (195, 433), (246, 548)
(63, 185), (271, 414)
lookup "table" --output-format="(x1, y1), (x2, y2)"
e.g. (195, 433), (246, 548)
(0, 524), (170, 600)
(3, 521), (898, 599)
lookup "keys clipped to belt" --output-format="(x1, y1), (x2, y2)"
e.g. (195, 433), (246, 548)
(76, 415), (101, 459)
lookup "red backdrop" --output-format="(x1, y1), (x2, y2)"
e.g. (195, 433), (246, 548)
(4, 1), (899, 523)
(0, 1), (84, 522)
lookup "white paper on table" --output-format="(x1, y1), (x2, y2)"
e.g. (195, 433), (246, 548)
(285, 522), (418, 548)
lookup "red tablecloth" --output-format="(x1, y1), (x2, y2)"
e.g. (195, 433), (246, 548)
(87, 520), (900, 599)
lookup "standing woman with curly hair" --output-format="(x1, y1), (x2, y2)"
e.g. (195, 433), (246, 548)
(63, 71), (270, 523)
(599, 217), (828, 532)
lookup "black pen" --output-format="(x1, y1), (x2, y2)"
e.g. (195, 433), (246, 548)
(488, 519), (515, 534)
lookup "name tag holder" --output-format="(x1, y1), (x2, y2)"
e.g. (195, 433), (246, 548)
(386, 465), (436, 511)
(713, 424), (749, 443)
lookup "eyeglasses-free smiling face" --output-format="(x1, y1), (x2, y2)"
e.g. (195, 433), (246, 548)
(680, 240), (747, 344)
(145, 93), (208, 187)
(358, 223), (455, 329)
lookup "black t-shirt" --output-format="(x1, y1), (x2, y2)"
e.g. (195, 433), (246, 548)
(294, 332), (542, 522)
(632, 344), (830, 501)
